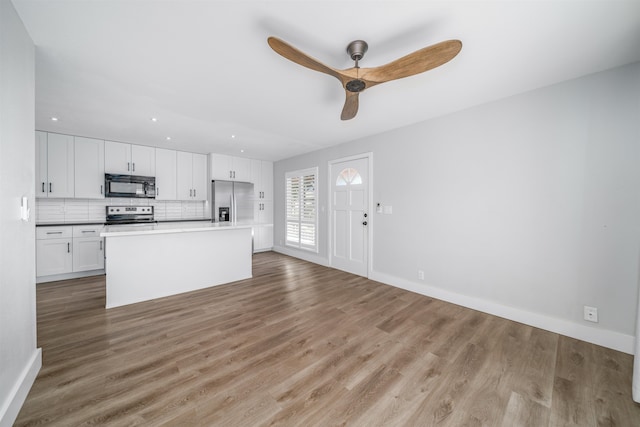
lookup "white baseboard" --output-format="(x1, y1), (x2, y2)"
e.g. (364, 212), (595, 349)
(272, 245), (329, 267)
(0, 348), (42, 427)
(369, 270), (635, 355)
(36, 269), (104, 284)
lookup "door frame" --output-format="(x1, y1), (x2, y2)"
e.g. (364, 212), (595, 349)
(327, 152), (373, 278)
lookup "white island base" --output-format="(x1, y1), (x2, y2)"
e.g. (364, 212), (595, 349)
(102, 224), (252, 309)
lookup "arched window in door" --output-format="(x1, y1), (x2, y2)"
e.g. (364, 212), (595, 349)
(336, 167), (362, 186)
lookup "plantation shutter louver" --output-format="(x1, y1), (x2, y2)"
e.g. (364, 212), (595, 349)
(285, 168), (318, 252)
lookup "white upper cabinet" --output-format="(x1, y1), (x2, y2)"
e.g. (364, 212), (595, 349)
(35, 131), (47, 197)
(131, 144), (155, 176)
(251, 160), (273, 201)
(36, 132), (75, 198)
(74, 137), (105, 199)
(105, 141), (155, 176)
(192, 153), (207, 201)
(155, 148), (177, 201)
(210, 153), (250, 181)
(177, 152), (207, 201)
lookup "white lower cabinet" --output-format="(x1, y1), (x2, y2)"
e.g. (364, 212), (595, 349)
(37, 225), (105, 279)
(253, 224), (274, 252)
(36, 227), (73, 276)
(72, 225), (105, 271)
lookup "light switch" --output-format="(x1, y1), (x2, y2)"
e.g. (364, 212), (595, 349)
(20, 196), (30, 221)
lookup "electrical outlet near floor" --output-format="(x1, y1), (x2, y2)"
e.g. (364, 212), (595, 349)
(417, 270), (425, 280)
(584, 305), (598, 323)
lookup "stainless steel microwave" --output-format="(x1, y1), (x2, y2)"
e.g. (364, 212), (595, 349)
(105, 174), (156, 198)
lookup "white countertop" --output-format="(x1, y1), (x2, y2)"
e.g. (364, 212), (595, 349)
(101, 221), (253, 237)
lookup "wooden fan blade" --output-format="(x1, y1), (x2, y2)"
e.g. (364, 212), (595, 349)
(362, 40), (462, 84)
(341, 91), (359, 121)
(268, 36), (344, 81)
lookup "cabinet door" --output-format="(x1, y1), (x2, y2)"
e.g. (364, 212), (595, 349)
(105, 141), (131, 174)
(176, 151), (194, 200)
(253, 225), (274, 252)
(131, 145), (155, 176)
(250, 159), (261, 189)
(191, 153), (208, 201)
(73, 237), (105, 272)
(46, 133), (75, 198)
(35, 131), (48, 197)
(75, 137), (105, 198)
(155, 148), (177, 200)
(232, 157), (251, 182)
(260, 161), (273, 200)
(210, 153), (232, 180)
(36, 239), (73, 276)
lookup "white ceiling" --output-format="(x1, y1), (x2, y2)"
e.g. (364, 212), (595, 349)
(12, 1), (640, 161)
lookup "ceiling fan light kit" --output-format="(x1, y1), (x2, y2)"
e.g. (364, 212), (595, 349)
(267, 35), (462, 120)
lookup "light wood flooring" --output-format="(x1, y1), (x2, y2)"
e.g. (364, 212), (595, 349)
(16, 252), (640, 426)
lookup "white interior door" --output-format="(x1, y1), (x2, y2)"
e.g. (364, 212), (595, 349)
(330, 156), (369, 277)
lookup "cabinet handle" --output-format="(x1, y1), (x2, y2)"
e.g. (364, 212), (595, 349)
(233, 171), (236, 179)
(100, 241), (103, 251)
(157, 187), (159, 196)
(42, 182), (45, 193)
(229, 171), (232, 179)
(67, 242), (70, 253)
(132, 163), (135, 172)
(49, 183), (52, 193)
(46, 231), (63, 235)
(127, 162), (130, 171)
(81, 230), (95, 234)
(100, 185), (103, 195)
(193, 189), (196, 198)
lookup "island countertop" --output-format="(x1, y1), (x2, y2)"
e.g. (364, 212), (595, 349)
(101, 221), (253, 237)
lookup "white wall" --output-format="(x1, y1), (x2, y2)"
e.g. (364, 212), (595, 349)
(0, 0), (41, 425)
(274, 62), (640, 354)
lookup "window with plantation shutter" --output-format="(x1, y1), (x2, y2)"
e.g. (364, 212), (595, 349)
(285, 167), (318, 252)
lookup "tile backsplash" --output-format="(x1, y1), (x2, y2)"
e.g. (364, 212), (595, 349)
(36, 198), (210, 223)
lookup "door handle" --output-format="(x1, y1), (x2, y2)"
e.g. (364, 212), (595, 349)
(362, 221), (368, 226)
(364, 213), (368, 218)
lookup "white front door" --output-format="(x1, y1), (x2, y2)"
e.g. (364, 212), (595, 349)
(330, 156), (369, 277)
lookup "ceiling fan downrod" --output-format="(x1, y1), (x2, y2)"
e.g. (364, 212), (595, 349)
(346, 40), (368, 92)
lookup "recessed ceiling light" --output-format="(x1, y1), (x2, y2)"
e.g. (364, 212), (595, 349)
(166, 136), (171, 141)
(231, 134), (236, 139)
(50, 117), (59, 121)
(151, 117), (158, 122)
(240, 149), (245, 153)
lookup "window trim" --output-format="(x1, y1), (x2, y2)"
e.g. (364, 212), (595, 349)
(285, 167), (318, 253)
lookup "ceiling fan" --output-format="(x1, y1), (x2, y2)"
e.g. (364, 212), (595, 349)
(267, 36), (462, 120)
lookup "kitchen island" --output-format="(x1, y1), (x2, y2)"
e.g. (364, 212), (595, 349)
(101, 222), (252, 308)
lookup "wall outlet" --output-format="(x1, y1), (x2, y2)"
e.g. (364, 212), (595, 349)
(584, 306), (598, 323)
(418, 269), (425, 280)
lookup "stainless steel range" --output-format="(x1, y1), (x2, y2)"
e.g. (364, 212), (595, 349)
(106, 206), (155, 225)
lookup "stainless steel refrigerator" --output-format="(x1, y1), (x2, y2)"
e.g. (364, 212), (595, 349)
(211, 180), (254, 223)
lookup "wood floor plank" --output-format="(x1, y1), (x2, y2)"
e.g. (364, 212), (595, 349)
(15, 252), (640, 426)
